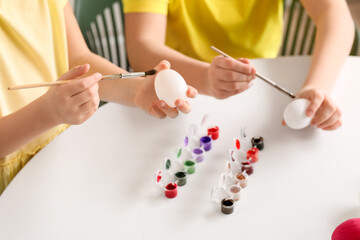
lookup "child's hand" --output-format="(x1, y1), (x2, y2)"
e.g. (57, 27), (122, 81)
(207, 56), (256, 99)
(134, 60), (197, 119)
(40, 64), (101, 125)
(282, 88), (342, 130)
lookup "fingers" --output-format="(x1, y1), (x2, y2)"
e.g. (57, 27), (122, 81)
(208, 56), (256, 98)
(311, 97), (337, 126)
(214, 56), (252, 74)
(153, 60), (171, 73)
(59, 64), (90, 80)
(149, 101), (167, 119)
(186, 86), (198, 98)
(315, 106), (342, 129)
(305, 94), (323, 117)
(64, 73), (102, 96)
(155, 100), (179, 118)
(71, 81), (100, 106)
(215, 68), (255, 83)
(150, 98), (192, 119)
(78, 93), (100, 114)
(175, 99), (192, 114)
(321, 120), (342, 131)
(217, 79), (252, 92)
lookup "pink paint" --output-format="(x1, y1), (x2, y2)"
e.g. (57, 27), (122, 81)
(165, 183), (178, 198)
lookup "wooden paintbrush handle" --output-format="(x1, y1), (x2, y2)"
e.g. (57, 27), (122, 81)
(8, 80), (72, 90)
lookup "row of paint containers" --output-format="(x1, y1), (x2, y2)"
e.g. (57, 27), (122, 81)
(156, 116), (220, 199)
(211, 134), (264, 214)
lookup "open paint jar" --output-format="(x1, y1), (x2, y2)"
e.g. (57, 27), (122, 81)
(174, 171), (187, 186)
(164, 183), (178, 198)
(221, 198), (234, 214)
(184, 160), (196, 174)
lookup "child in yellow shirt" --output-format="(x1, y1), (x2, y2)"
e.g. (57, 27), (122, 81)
(0, 0), (197, 194)
(123, 0), (354, 131)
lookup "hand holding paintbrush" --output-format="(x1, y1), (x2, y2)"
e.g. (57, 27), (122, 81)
(8, 69), (157, 90)
(210, 46), (295, 98)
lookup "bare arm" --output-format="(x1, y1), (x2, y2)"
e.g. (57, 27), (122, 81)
(301, 0), (354, 92)
(0, 97), (57, 158)
(125, 13), (210, 94)
(64, 3), (196, 117)
(0, 66), (101, 158)
(125, 13), (255, 99)
(292, 0), (354, 130)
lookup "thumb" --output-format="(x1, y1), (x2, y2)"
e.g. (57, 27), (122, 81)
(153, 60), (171, 73)
(58, 64), (90, 81)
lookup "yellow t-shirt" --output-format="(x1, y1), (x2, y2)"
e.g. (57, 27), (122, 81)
(0, 0), (69, 194)
(123, 0), (283, 61)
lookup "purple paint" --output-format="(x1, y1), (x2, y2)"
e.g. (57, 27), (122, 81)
(200, 136), (212, 151)
(192, 148), (204, 163)
(184, 136), (189, 147)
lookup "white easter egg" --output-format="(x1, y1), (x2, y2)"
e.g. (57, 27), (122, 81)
(154, 69), (187, 107)
(283, 98), (311, 129)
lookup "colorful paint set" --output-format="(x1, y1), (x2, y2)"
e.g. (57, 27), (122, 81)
(211, 128), (264, 214)
(155, 115), (220, 199)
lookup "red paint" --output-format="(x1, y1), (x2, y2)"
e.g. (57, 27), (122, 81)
(235, 139), (240, 150)
(246, 147), (259, 163)
(207, 126), (219, 140)
(156, 171), (162, 182)
(165, 183), (178, 198)
(241, 161), (254, 175)
(332, 218), (360, 240)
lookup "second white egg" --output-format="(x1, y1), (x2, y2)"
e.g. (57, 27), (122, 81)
(154, 69), (187, 107)
(283, 98), (312, 130)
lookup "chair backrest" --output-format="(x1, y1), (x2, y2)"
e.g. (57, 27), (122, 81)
(74, 0), (129, 70)
(281, 0), (359, 56)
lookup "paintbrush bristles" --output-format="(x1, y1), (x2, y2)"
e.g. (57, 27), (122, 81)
(145, 69), (157, 75)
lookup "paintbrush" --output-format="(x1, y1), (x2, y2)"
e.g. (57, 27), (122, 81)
(210, 46), (295, 98)
(7, 69), (157, 90)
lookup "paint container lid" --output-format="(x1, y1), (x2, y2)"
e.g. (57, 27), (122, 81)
(201, 114), (209, 127)
(187, 124), (197, 138)
(211, 186), (226, 203)
(224, 161), (232, 174)
(156, 170), (174, 187)
(156, 170), (162, 183)
(176, 147), (182, 158)
(229, 149), (236, 162)
(234, 138), (241, 150)
(164, 158), (172, 171)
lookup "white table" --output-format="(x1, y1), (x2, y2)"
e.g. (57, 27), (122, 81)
(1, 56), (359, 240)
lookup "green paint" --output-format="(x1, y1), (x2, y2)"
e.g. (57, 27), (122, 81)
(177, 148), (182, 158)
(184, 160), (195, 174)
(165, 159), (171, 171)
